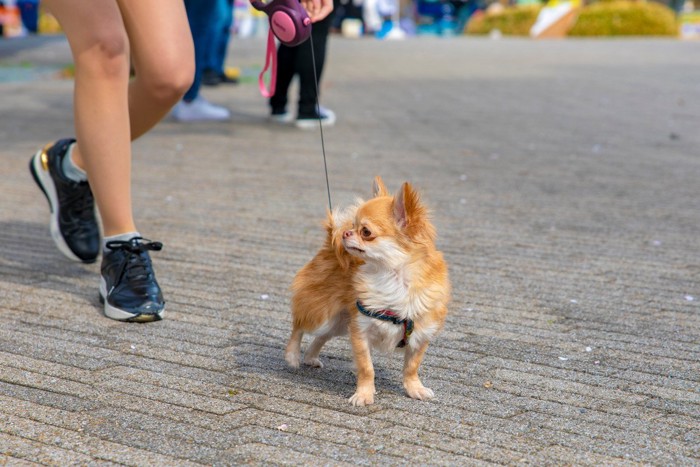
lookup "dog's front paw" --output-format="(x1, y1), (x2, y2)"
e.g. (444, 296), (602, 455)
(348, 388), (375, 406)
(303, 356), (324, 368)
(285, 351), (301, 369)
(405, 382), (434, 401)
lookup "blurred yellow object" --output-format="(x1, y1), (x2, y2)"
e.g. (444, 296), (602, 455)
(545, 0), (581, 7)
(250, 7), (267, 18)
(224, 66), (241, 81)
(38, 9), (62, 34)
(60, 64), (76, 79)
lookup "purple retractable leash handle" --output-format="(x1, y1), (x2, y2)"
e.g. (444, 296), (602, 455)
(251, 0), (312, 97)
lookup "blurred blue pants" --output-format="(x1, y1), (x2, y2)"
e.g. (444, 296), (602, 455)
(183, 0), (219, 102)
(17, 0), (40, 33)
(205, 0), (234, 75)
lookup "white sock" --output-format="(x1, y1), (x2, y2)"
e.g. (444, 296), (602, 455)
(103, 231), (140, 254)
(61, 143), (88, 182)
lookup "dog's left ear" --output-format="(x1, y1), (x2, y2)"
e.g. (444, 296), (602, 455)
(393, 182), (419, 228)
(393, 182), (434, 241)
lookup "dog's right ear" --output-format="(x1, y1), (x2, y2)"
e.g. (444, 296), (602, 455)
(324, 209), (335, 238)
(326, 209), (352, 271)
(372, 176), (389, 198)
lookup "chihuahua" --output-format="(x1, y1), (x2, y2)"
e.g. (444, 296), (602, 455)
(285, 176), (450, 406)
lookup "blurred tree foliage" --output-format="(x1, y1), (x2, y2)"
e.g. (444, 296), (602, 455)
(569, 1), (678, 36)
(465, 1), (678, 36)
(465, 5), (542, 35)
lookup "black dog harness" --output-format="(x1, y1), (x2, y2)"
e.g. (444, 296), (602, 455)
(356, 300), (414, 348)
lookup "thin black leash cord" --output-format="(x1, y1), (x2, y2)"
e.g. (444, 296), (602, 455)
(308, 33), (333, 211)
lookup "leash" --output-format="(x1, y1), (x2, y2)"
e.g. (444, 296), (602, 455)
(309, 35), (332, 211)
(257, 29), (278, 98)
(253, 0), (332, 211)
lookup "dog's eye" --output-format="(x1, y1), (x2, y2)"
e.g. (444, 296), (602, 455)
(361, 227), (372, 239)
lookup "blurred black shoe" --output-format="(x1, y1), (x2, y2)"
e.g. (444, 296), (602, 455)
(202, 68), (222, 86)
(29, 138), (100, 263)
(203, 67), (239, 86)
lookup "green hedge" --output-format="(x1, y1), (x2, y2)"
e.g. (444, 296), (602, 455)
(465, 5), (542, 36)
(569, 1), (679, 36)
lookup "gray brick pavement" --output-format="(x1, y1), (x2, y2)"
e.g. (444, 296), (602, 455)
(1, 35), (699, 465)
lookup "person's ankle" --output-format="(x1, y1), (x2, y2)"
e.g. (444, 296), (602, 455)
(61, 143), (88, 182)
(103, 231), (140, 253)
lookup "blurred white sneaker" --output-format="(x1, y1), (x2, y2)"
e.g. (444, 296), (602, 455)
(295, 106), (336, 129)
(172, 96), (231, 122)
(269, 110), (294, 124)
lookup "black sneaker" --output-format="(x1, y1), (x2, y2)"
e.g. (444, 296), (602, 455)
(202, 68), (222, 86)
(29, 139), (100, 263)
(99, 237), (165, 322)
(202, 67), (239, 86)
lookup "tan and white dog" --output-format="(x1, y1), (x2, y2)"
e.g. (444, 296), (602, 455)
(285, 176), (450, 406)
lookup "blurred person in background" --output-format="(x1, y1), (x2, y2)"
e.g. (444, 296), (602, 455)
(172, 0), (233, 122)
(176, 0), (335, 121)
(17, 0), (40, 34)
(331, 0), (364, 33)
(202, 0), (240, 87)
(27, 0), (332, 322)
(269, 0), (338, 129)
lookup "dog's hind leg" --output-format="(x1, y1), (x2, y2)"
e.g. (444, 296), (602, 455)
(303, 335), (331, 368)
(304, 311), (349, 368)
(285, 327), (304, 369)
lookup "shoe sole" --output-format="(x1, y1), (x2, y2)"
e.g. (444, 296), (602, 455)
(172, 114), (231, 122)
(99, 277), (165, 323)
(270, 113), (294, 124)
(295, 116), (336, 130)
(29, 149), (96, 264)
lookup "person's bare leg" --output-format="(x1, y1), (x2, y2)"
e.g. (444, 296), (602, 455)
(42, 0), (135, 236)
(44, 0), (193, 236)
(118, 0), (194, 140)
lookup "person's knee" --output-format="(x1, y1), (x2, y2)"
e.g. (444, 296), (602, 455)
(139, 56), (194, 105)
(76, 30), (130, 80)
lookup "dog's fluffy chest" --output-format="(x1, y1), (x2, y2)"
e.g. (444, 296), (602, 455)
(355, 266), (436, 351)
(358, 267), (409, 313)
(359, 316), (406, 352)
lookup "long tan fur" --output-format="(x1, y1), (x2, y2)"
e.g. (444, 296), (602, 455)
(286, 176), (450, 405)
